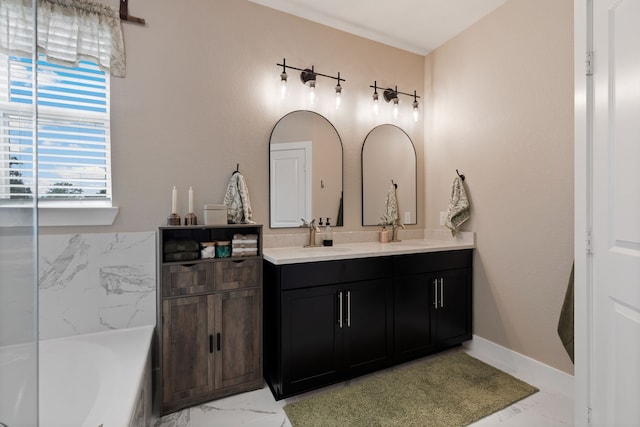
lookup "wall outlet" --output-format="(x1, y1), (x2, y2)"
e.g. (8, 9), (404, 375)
(440, 211), (448, 226)
(404, 211), (411, 223)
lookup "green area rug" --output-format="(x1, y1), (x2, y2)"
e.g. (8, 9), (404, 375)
(283, 350), (538, 427)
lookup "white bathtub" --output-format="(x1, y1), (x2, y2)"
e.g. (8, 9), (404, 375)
(0, 342), (38, 427)
(39, 325), (154, 427)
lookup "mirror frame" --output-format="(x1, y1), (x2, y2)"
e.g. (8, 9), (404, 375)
(361, 124), (417, 226)
(268, 110), (345, 229)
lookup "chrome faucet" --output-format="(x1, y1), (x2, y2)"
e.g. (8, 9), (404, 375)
(301, 218), (320, 247)
(391, 222), (406, 242)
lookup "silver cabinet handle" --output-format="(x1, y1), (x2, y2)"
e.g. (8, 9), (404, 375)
(434, 279), (438, 309)
(440, 278), (444, 308)
(346, 290), (351, 327)
(338, 291), (343, 328)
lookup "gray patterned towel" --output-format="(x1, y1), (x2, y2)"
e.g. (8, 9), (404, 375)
(445, 176), (470, 235)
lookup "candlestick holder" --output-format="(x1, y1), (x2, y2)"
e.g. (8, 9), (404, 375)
(167, 213), (181, 226)
(184, 213), (197, 226)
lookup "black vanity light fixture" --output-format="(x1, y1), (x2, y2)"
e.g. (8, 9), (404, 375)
(370, 81), (421, 121)
(412, 90), (420, 122)
(277, 58), (345, 107)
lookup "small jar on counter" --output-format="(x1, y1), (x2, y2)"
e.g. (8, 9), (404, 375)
(380, 226), (390, 243)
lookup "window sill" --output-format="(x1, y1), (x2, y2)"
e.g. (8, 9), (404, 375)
(40, 206), (119, 227)
(0, 206), (119, 227)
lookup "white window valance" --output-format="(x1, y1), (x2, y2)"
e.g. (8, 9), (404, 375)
(0, 0), (125, 77)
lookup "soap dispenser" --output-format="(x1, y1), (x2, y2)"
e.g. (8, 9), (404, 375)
(323, 218), (333, 246)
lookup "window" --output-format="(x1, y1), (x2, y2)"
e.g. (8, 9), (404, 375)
(0, 53), (112, 206)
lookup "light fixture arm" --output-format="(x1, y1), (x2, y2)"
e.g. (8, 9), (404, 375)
(277, 59), (345, 84)
(370, 82), (420, 102)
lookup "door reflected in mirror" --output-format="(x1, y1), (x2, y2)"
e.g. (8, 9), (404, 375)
(269, 110), (344, 228)
(362, 124), (417, 226)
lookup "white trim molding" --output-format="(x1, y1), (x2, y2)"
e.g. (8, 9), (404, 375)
(0, 206), (119, 227)
(464, 335), (574, 398)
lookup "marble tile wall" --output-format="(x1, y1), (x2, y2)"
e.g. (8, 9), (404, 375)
(38, 232), (156, 340)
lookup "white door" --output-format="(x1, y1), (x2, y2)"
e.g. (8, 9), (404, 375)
(270, 142), (312, 228)
(590, 1), (640, 425)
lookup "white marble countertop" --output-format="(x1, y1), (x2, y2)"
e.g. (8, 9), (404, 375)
(263, 230), (475, 265)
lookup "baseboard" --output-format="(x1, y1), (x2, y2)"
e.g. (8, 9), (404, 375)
(463, 335), (574, 398)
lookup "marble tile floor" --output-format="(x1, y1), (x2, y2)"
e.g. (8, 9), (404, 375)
(152, 350), (574, 427)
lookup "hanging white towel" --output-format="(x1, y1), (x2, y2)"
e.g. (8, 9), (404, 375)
(381, 183), (400, 225)
(445, 176), (470, 235)
(223, 171), (255, 224)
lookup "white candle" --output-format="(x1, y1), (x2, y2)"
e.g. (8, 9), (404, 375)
(188, 186), (194, 213)
(171, 186), (177, 214)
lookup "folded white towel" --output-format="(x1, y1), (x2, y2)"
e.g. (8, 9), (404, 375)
(232, 247), (258, 257)
(233, 233), (259, 240)
(445, 176), (470, 235)
(232, 239), (258, 245)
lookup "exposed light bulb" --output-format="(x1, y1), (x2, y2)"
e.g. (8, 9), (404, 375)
(372, 92), (379, 115)
(279, 59), (288, 100)
(309, 80), (316, 104)
(335, 83), (342, 109)
(412, 91), (419, 122)
(280, 71), (288, 99)
(393, 98), (399, 118)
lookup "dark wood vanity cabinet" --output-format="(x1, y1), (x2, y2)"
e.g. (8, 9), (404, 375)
(264, 249), (472, 400)
(158, 225), (263, 416)
(393, 250), (472, 363)
(264, 257), (394, 399)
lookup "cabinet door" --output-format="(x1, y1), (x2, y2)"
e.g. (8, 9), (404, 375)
(433, 268), (472, 345)
(394, 273), (434, 362)
(213, 289), (262, 390)
(161, 296), (214, 405)
(343, 279), (393, 376)
(281, 284), (343, 396)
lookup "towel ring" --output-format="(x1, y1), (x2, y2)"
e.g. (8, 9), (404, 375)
(456, 169), (465, 181)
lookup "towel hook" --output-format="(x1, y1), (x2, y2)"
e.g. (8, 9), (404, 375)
(456, 169), (465, 181)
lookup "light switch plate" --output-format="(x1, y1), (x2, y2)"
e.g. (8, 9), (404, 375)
(404, 211), (411, 223)
(440, 211), (448, 226)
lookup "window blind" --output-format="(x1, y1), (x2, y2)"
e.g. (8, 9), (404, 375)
(0, 53), (111, 203)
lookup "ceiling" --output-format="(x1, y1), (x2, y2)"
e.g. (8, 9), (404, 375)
(249, 0), (507, 55)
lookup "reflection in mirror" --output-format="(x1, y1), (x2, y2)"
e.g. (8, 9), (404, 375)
(362, 124), (417, 226)
(269, 110), (344, 228)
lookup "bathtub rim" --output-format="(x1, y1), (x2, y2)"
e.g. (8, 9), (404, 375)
(38, 324), (155, 427)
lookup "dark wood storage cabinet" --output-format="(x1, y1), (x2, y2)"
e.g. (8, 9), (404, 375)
(264, 249), (472, 400)
(158, 225), (263, 416)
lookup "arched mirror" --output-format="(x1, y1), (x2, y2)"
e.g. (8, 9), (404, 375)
(269, 110), (344, 228)
(362, 124), (417, 226)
